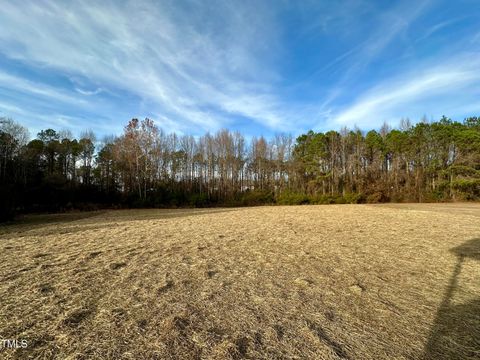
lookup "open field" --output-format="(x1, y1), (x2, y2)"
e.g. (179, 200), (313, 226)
(0, 204), (479, 359)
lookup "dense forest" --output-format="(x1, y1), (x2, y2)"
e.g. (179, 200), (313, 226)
(1, 116), (479, 221)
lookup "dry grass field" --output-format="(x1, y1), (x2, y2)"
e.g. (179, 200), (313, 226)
(0, 204), (479, 359)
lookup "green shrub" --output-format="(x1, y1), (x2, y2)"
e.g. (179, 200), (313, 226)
(276, 191), (310, 205)
(451, 179), (480, 193)
(0, 185), (16, 221)
(366, 191), (389, 203)
(343, 193), (365, 204)
(423, 189), (447, 202)
(312, 194), (337, 204)
(188, 193), (210, 207)
(238, 190), (274, 206)
(450, 179), (480, 200)
(334, 196), (347, 204)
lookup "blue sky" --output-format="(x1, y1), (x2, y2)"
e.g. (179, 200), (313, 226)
(0, 0), (479, 139)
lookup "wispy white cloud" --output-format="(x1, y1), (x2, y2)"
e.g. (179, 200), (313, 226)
(415, 16), (466, 42)
(0, 99), (116, 136)
(471, 31), (480, 44)
(0, 0), (479, 138)
(0, 71), (87, 106)
(319, 0), (432, 109)
(297, 0), (370, 37)
(331, 56), (480, 128)
(75, 87), (103, 96)
(0, 0), (305, 134)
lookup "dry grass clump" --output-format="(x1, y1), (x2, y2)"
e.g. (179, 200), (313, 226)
(0, 204), (479, 359)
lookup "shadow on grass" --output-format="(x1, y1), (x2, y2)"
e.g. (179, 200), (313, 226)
(0, 208), (239, 237)
(423, 238), (480, 360)
(97, 208), (238, 222)
(11, 211), (107, 225)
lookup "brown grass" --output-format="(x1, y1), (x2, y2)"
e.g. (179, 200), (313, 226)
(0, 204), (479, 359)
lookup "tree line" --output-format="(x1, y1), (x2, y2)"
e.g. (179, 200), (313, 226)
(1, 115), (479, 220)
